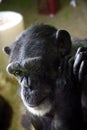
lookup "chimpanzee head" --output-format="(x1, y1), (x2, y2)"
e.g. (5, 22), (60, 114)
(4, 23), (72, 116)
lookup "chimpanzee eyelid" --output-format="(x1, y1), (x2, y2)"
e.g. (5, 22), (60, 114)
(6, 63), (13, 74)
(6, 62), (26, 75)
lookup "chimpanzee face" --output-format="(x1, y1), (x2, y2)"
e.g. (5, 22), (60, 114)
(6, 55), (55, 116)
(4, 24), (72, 116)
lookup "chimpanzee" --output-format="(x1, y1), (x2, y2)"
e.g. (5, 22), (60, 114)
(3, 23), (87, 130)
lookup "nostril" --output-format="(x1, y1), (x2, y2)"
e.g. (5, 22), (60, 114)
(21, 76), (34, 90)
(29, 85), (33, 90)
(21, 76), (29, 88)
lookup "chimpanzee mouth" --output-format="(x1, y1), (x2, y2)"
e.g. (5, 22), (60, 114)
(27, 96), (49, 108)
(21, 87), (52, 116)
(22, 87), (51, 108)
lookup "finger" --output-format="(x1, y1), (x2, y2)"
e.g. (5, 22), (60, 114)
(78, 60), (87, 82)
(75, 47), (82, 58)
(73, 53), (83, 77)
(74, 51), (87, 76)
(75, 47), (87, 58)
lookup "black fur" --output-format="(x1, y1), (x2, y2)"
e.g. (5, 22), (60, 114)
(4, 23), (87, 130)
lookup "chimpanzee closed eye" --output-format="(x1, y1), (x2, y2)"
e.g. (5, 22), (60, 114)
(4, 23), (87, 130)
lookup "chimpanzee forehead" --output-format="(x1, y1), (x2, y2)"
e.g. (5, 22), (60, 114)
(9, 34), (44, 63)
(9, 24), (57, 63)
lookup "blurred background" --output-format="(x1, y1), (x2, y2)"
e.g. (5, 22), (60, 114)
(0, 0), (87, 130)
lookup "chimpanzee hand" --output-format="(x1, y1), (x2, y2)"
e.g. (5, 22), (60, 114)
(55, 47), (87, 130)
(73, 47), (87, 83)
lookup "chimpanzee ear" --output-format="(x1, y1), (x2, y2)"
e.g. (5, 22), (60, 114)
(3, 46), (11, 55)
(56, 30), (72, 56)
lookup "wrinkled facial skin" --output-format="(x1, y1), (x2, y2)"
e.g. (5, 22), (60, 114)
(4, 24), (71, 116)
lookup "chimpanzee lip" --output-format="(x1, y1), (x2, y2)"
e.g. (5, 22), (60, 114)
(23, 87), (51, 108)
(28, 96), (49, 108)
